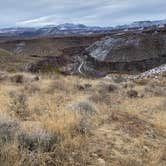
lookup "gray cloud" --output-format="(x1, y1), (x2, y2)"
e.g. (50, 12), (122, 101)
(0, 0), (166, 27)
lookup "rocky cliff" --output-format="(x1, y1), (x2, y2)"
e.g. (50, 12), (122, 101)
(84, 32), (166, 75)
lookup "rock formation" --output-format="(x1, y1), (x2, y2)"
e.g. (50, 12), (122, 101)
(84, 32), (166, 75)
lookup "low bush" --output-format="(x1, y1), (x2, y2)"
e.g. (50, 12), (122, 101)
(0, 113), (19, 143)
(70, 99), (98, 117)
(18, 125), (58, 152)
(9, 92), (29, 120)
(127, 90), (138, 98)
(10, 74), (24, 84)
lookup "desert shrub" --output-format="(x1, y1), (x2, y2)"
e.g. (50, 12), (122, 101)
(107, 83), (118, 92)
(33, 76), (40, 81)
(145, 85), (166, 97)
(118, 157), (143, 166)
(66, 100), (98, 134)
(127, 90), (138, 98)
(10, 73), (39, 84)
(70, 100), (98, 117)
(41, 64), (62, 74)
(133, 78), (149, 85)
(24, 82), (40, 94)
(9, 92), (29, 120)
(16, 151), (50, 166)
(17, 126), (58, 152)
(112, 75), (127, 83)
(0, 72), (9, 82)
(122, 82), (135, 89)
(96, 82), (118, 93)
(10, 74), (24, 83)
(75, 118), (91, 134)
(45, 80), (68, 94)
(0, 113), (19, 143)
(7, 67), (17, 73)
(88, 91), (111, 105)
(74, 82), (92, 91)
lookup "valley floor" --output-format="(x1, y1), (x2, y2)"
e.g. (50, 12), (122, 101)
(0, 71), (165, 166)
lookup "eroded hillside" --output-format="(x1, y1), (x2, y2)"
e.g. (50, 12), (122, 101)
(1, 27), (166, 76)
(0, 35), (105, 72)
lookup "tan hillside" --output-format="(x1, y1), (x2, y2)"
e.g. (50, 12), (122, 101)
(0, 71), (165, 165)
(0, 48), (12, 56)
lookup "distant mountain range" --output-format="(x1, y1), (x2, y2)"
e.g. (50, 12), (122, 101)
(0, 19), (166, 37)
(0, 23), (113, 37)
(116, 19), (166, 29)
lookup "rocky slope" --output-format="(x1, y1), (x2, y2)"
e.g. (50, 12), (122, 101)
(0, 26), (166, 77)
(83, 31), (166, 76)
(0, 35), (106, 72)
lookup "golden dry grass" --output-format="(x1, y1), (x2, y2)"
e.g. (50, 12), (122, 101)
(0, 48), (12, 57)
(0, 72), (165, 165)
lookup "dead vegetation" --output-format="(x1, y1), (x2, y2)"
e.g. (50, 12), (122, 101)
(0, 71), (165, 165)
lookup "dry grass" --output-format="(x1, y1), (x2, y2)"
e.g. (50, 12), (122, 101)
(0, 48), (12, 57)
(0, 72), (165, 165)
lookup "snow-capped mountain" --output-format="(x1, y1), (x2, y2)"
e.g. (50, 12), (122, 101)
(57, 23), (87, 30)
(116, 19), (166, 29)
(131, 19), (166, 28)
(0, 23), (113, 37)
(0, 19), (166, 37)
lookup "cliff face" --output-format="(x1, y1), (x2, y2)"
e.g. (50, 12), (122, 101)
(86, 33), (166, 62)
(84, 33), (166, 75)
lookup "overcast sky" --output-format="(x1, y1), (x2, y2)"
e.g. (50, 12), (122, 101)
(0, 0), (166, 28)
